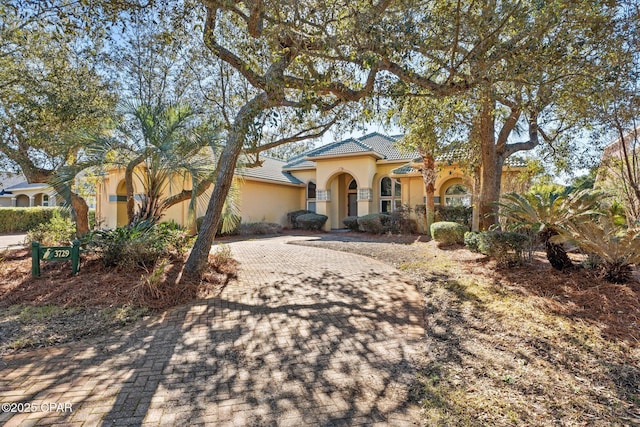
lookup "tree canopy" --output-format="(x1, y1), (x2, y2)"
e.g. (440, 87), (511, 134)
(1, 0), (638, 272)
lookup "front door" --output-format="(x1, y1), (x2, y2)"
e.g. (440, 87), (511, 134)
(348, 193), (358, 217)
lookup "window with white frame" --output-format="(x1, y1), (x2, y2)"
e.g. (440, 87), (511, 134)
(307, 181), (316, 212)
(380, 177), (401, 213)
(42, 194), (49, 207)
(444, 183), (472, 207)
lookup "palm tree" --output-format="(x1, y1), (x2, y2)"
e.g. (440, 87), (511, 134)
(55, 102), (240, 233)
(497, 190), (600, 270)
(116, 103), (215, 224)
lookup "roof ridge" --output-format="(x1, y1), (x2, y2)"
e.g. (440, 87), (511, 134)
(289, 137), (354, 160)
(358, 131), (397, 142)
(352, 138), (374, 151)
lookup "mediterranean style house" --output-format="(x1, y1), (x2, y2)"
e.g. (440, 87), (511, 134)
(95, 133), (526, 232)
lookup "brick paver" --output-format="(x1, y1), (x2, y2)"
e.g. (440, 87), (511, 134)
(0, 235), (425, 426)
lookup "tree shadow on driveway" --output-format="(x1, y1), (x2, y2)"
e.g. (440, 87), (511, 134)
(0, 268), (424, 426)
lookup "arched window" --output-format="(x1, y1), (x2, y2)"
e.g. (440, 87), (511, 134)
(380, 177), (401, 213)
(444, 183), (471, 207)
(42, 194), (49, 207)
(307, 182), (316, 212)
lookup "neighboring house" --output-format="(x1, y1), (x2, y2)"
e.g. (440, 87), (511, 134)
(596, 126), (640, 183)
(95, 133), (526, 231)
(0, 172), (58, 208)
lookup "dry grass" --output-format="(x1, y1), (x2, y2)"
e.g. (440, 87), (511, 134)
(295, 237), (640, 426)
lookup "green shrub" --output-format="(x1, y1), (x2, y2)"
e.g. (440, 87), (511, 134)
(296, 213), (328, 231)
(25, 211), (76, 246)
(287, 210), (314, 229)
(88, 210), (97, 229)
(342, 216), (359, 231)
(559, 212), (640, 283)
(88, 220), (192, 268)
(475, 231), (530, 266)
(237, 222), (283, 235)
(435, 205), (473, 227)
(389, 205), (417, 234)
(0, 207), (70, 233)
(358, 213), (391, 234)
(154, 221), (194, 255)
(464, 231), (481, 252)
(430, 221), (467, 245)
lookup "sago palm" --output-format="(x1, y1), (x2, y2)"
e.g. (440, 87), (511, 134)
(497, 190), (600, 270)
(558, 211), (640, 283)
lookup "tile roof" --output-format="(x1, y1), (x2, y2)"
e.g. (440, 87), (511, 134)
(305, 138), (378, 158)
(238, 157), (303, 185)
(282, 156), (316, 170)
(358, 133), (417, 160)
(282, 133), (528, 171)
(0, 172), (27, 191)
(390, 164), (421, 175)
(504, 157), (527, 168)
(283, 132), (414, 169)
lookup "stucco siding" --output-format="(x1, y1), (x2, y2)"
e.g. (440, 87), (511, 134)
(239, 180), (302, 225)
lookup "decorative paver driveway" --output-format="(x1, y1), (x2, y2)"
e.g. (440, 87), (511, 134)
(0, 235), (425, 426)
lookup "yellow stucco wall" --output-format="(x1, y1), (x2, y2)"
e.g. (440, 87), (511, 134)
(96, 159), (525, 233)
(239, 179), (303, 225)
(97, 167), (195, 229)
(311, 157), (409, 229)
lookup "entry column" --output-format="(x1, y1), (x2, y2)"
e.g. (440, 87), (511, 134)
(315, 189), (331, 231)
(357, 188), (372, 216)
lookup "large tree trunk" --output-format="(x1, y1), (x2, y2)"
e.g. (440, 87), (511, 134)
(478, 96), (502, 230)
(471, 165), (481, 231)
(48, 180), (91, 236)
(71, 193), (90, 236)
(184, 94), (269, 274)
(421, 153), (436, 236)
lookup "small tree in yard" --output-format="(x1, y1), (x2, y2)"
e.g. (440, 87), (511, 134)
(497, 190), (600, 271)
(558, 211), (640, 283)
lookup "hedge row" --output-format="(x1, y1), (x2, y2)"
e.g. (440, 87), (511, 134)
(343, 210), (418, 235)
(0, 207), (68, 233)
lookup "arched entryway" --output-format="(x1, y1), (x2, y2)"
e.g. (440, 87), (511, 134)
(325, 172), (358, 229)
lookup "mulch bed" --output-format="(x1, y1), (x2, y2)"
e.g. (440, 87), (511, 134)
(485, 254), (640, 346)
(0, 249), (236, 310)
(0, 247), (237, 355)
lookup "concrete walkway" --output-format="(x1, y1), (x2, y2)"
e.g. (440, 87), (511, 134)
(0, 236), (425, 426)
